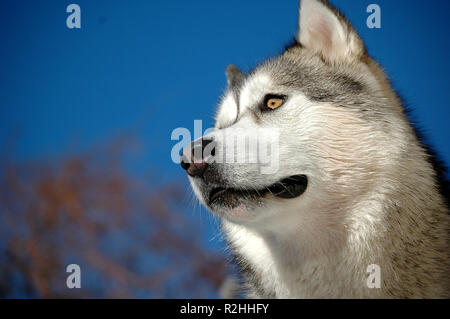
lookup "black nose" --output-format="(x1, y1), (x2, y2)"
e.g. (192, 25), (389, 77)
(180, 138), (216, 178)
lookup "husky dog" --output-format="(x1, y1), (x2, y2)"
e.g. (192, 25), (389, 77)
(181, 0), (449, 298)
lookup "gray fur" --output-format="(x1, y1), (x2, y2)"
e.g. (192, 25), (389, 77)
(186, 0), (449, 298)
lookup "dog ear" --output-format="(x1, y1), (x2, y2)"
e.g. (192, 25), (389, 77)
(226, 64), (244, 89)
(297, 0), (365, 63)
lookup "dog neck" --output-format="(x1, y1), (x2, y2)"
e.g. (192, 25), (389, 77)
(221, 195), (387, 298)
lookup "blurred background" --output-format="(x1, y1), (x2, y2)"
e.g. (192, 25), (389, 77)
(0, 0), (449, 298)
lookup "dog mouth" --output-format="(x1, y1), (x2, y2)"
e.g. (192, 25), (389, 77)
(208, 175), (308, 206)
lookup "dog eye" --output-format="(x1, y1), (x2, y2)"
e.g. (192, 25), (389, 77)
(263, 95), (286, 111)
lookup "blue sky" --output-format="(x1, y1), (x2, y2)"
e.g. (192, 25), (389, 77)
(1, 0), (449, 249)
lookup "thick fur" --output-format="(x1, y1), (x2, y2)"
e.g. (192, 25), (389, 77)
(186, 0), (449, 298)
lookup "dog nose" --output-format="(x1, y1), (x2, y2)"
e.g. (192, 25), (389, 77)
(180, 138), (216, 178)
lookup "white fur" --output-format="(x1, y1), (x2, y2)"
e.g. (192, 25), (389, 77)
(215, 93), (238, 129)
(186, 0), (449, 299)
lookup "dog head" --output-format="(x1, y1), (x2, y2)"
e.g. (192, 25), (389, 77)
(181, 0), (406, 230)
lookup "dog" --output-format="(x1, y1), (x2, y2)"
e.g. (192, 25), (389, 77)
(180, 0), (449, 298)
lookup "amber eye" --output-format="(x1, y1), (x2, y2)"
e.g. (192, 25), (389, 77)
(263, 95), (286, 111)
